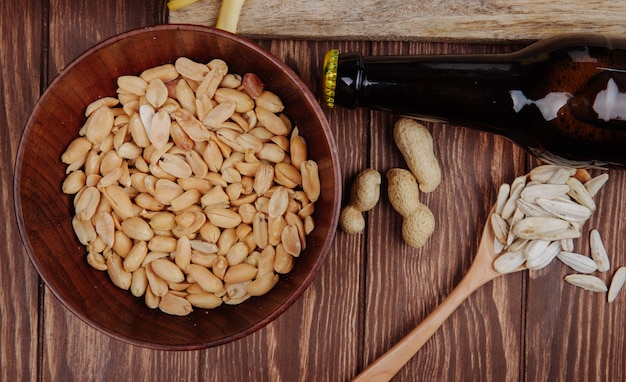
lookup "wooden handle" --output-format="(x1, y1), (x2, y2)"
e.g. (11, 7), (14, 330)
(352, 258), (499, 381)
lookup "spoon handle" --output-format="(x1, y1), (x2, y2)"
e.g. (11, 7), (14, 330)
(352, 259), (499, 382)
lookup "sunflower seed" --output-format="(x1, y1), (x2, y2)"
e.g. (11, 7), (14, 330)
(493, 251), (526, 274)
(590, 229), (610, 272)
(608, 267), (626, 303)
(564, 274), (607, 293)
(557, 251), (598, 273)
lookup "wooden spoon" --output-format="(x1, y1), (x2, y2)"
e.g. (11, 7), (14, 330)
(352, 211), (526, 381)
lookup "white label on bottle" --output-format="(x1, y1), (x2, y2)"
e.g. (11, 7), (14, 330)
(568, 47), (598, 63)
(510, 90), (571, 121)
(592, 78), (626, 122)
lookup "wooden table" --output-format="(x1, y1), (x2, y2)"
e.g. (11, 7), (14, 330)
(3, 1), (625, 381)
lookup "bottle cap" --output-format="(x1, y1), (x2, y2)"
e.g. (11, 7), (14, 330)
(322, 49), (339, 108)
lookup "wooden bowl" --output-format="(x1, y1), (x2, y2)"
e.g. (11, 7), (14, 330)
(14, 25), (341, 350)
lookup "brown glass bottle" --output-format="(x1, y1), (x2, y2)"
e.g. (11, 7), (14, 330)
(322, 34), (626, 167)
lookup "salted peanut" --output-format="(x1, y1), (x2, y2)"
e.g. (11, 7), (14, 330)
(135, 192), (164, 211)
(113, 230), (133, 258)
(141, 251), (170, 267)
(274, 162), (302, 188)
(223, 263), (258, 284)
(206, 207), (242, 228)
(235, 161), (261, 178)
(221, 167), (242, 184)
(98, 151), (122, 177)
(225, 182), (242, 201)
(289, 127), (308, 169)
(74, 186), (100, 221)
(281, 225), (302, 257)
(94, 211), (115, 247)
(128, 113), (150, 148)
(87, 252), (108, 271)
(148, 235), (177, 253)
(239, 203), (257, 224)
(301, 160), (321, 203)
(83, 106), (115, 145)
(72, 215), (96, 245)
(149, 211), (176, 231)
(158, 292), (193, 316)
(253, 212), (269, 249)
(173, 109), (211, 142)
(186, 293), (222, 309)
(130, 267), (148, 297)
(201, 101), (235, 129)
(145, 263), (169, 297)
(268, 216), (287, 247)
(83, 150), (102, 176)
(196, 68), (225, 99)
(268, 187), (289, 218)
(214, 88), (254, 113)
(158, 153), (191, 179)
(174, 57), (209, 81)
(298, 202), (315, 220)
(236, 133), (264, 153)
(85, 97), (119, 117)
(173, 78), (197, 116)
(245, 272), (279, 296)
(303, 215), (314, 235)
(185, 150), (208, 178)
(154, 179), (184, 205)
(202, 140), (224, 173)
(174, 236), (192, 272)
(236, 223), (253, 241)
(117, 141), (142, 160)
(285, 212), (306, 250)
(170, 189), (201, 212)
(271, 135), (289, 152)
(150, 258), (185, 284)
(274, 243), (294, 274)
(201, 186), (230, 210)
(123, 240), (148, 272)
(256, 106), (289, 136)
(188, 264), (224, 293)
(190, 240), (219, 254)
(144, 286), (160, 309)
(148, 110), (171, 149)
(178, 177), (212, 194)
(254, 164), (274, 196)
(145, 79), (169, 108)
(175, 211), (196, 230)
(118, 75), (148, 96)
(217, 228), (238, 255)
(216, 128), (244, 152)
(140, 63), (178, 83)
(107, 252), (132, 290)
(255, 90), (284, 113)
(226, 242), (250, 266)
(121, 217), (154, 241)
(62, 137), (92, 165)
(256, 245), (276, 276)
(102, 185), (135, 220)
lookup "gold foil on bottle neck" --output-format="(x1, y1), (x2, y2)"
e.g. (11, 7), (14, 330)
(322, 49), (339, 108)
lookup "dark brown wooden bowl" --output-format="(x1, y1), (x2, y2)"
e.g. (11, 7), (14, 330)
(14, 24), (341, 350)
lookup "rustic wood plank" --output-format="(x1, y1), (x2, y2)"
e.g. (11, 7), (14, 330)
(0, 1), (43, 380)
(524, 170), (626, 382)
(199, 39), (370, 381)
(168, 0), (626, 42)
(358, 40), (531, 381)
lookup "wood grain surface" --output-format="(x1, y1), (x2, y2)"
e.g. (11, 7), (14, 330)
(169, 0), (626, 42)
(2, 0), (626, 381)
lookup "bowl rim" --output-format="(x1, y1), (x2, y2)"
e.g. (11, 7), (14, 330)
(13, 23), (341, 350)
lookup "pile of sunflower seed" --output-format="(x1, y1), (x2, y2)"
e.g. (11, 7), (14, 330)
(490, 164), (625, 303)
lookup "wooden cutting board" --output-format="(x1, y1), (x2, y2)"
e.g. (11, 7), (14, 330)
(168, 0), (626, 42)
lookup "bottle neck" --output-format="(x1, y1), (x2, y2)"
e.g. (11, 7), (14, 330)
(334, 52), (523, 132)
